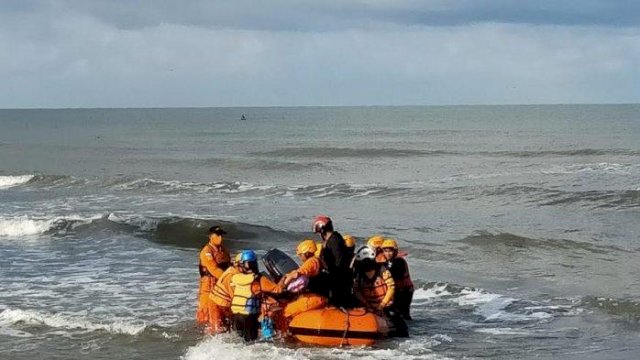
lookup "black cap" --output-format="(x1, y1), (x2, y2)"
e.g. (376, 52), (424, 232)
(208, 226), (226, 235)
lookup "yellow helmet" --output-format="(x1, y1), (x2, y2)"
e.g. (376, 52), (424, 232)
(367, 235), (384, 249)
(296, 239), (317, 256)
(382, 239), (398, 250)
(234, 253), (242, 263)
(314, 242), (323, 257)
(343, 234), (356, 248)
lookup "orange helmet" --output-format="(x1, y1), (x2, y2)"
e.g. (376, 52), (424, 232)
(296, 239), (317, 255)
(382, 239), (398, 250)
(367, 235), (384, 249)
(343, 234), (356, 248)
(312, 215), (332, 233)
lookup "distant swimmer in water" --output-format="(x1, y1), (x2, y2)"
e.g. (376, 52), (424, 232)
(240, 114), (246, 120)
(196, 226), (231, 330)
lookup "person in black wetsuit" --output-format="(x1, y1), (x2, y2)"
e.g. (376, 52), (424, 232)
(312, 215), (354, 308)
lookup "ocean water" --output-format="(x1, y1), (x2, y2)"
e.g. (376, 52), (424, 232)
(0, 105), (639, 359)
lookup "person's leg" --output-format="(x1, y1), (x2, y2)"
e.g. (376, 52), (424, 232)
(396, 289), (413, 320)
(232, 314), (246, 339)
(384, 307), (409, 337)
(246, 314), (259, 341)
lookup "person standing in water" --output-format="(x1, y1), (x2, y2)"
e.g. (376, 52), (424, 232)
(312, 215), (353, 308)
(196, 226), (231, 327)
(229, 250), (284, 342)
(381, 239), (414, 320)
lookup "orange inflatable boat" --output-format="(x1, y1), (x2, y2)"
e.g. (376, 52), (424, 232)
(287, 307), (389, 346)
(261, 249), (393, 347)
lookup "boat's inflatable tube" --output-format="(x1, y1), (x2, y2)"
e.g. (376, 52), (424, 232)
(288, 307), (389, 346)
(283, 293), (327, 318)
(262, 248), (299, 282)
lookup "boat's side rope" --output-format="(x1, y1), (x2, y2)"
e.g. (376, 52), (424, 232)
(339, 307), (349, 347)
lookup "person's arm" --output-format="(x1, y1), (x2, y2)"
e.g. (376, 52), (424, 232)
(379, 270), (395, 309)
(297, 257), (321, 277)
(260, 276), (284, 295)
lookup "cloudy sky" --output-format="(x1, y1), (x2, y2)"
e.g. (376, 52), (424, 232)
(1, 0), (639, 108)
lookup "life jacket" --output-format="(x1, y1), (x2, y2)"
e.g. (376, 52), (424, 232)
(211, 267), (239, 308)
(357, 268), (392, 308)
(230, 273), (262, 315)
(198, 244), (230, 278)
(390, 258), (414, 291)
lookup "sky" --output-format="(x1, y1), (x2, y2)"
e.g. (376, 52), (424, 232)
(1, 0), (639, 108)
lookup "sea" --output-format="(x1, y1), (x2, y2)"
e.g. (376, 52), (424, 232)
(0, 105), (639, 359)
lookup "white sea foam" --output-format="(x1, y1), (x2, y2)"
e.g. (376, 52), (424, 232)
(0, 214), (104, 237)
(475, 327), (532, 336)
(0, 216), (58, 237)
(414, 284), (556, 323)
(183, 334), (451, 360)
(412, 283), (453, 301)
(0, 175), (34, 189)
(0, 308), (146, 335)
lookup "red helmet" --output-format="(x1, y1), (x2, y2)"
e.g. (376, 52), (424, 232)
(312, 215), (332, 233)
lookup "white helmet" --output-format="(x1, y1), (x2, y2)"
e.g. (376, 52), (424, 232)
(354, 246), (375, 261)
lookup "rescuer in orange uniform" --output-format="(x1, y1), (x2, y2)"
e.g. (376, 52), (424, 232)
(196, 226), (231, 327)
(282, 240), (323, 292)
(353, 246), (408, 337)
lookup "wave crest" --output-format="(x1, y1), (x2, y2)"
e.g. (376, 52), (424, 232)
(0, 175), (35, 189)
(0, 215), (104, 237)
(0, 308), (145, 336)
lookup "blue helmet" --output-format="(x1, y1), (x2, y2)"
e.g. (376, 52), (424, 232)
(240, 250), (257, 262)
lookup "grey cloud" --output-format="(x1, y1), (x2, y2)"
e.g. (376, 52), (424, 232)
(3, 0), (639, 32)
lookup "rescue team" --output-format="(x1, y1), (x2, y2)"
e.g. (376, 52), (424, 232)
(196, 215), (414, 342)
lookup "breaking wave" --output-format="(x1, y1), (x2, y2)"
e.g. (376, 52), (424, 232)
(105, 213), (304, 250)
(413, 282), (578, 324)
(0, 215), (103, 237)
(0, 212), (303, 250)
(0, 175), (35, 189)
(0, 308), (146, 335)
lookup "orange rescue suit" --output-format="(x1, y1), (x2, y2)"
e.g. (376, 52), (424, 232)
(211, 266), (240, 308)
(355, 268), (395, 309)
(196, 243), (230, 324)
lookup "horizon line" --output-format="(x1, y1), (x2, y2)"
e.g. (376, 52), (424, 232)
(1, 102), (639, 111)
